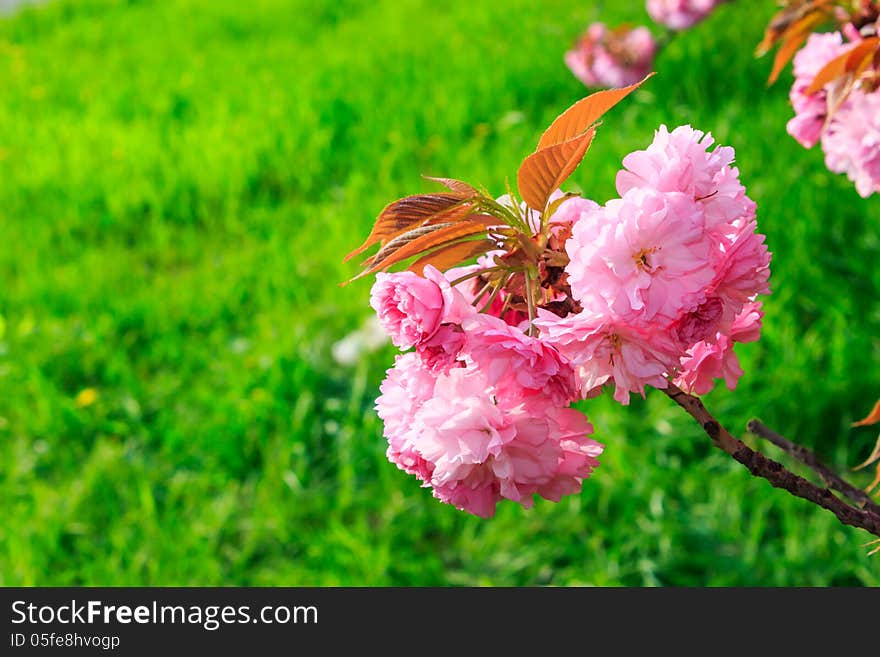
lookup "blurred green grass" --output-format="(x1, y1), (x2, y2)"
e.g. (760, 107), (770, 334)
(0, 0), (878, 585)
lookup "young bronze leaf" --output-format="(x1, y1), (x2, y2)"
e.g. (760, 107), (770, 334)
(344, 193), (469, 261)
(360, 221), (489, 277)
(517, 128), (596, 212)
(766, 13), (827, 85)
(756, 0), (831, 56)
(847, 37), (880, 76)
(805, 38), (879, 95)
(852, 400), (880, 477)
(853, 399), (880, 427)
(536, 74), (653, 151)
(423, 176), (480, 197)
(408, 238), (495, 275)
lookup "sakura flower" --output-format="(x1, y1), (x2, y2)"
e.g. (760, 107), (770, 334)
(710, 220), (772, 326)
(674, 301), (764, 394)
(376, 352), (437, 481)
(376, 320), (603, 517)
(616, 124), (755, 231)
(431, 405), (601, 512)
(461, 313), (579, 407)
(647, 0), (722, 30)
(535, 310), (683, 404)
(370, 271), (444, 349)
(565, 23), (656, 89)
(416, 324), (466, 374)
(673, 296), (724, 345)
(565, 188), (713, 324)
(419, 373), (602, 517)
(787, 31), (851, 148)
(548, 195), (600, 233)
(370, 265), (473, 349)
(414, 367), (515, 488)
(821, 88), (880, 198)
(423, 264), (477, 325)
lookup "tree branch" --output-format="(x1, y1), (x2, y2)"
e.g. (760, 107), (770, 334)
(747, 418), (880, 516)
(662, 381), (880, 538)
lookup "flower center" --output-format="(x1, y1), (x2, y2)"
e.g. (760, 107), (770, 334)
(634, 246), (660, 272)
(608, 333), (622, 367)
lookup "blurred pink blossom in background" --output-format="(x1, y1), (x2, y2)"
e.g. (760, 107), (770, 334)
(646, 0), (722, 30)
(565, 22), (656, 88)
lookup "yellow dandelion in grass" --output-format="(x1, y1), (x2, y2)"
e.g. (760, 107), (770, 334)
(75, 388), (99, 408)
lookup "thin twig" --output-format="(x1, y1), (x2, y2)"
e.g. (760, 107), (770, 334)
(747, 419), (880, 516)
(524, 269), (536, 337)
(662, 381), (880, 538)
(479, 272), (510, 315)
(471, 280), (493, 307)
(450, 266), (504, 288)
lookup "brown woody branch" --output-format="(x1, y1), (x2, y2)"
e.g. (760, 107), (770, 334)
(747, 418), (880, 516)
(662, 381), (880, 538)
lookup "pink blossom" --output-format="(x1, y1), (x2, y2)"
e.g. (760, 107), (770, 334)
(421, 377), (602, 517)
(549, 195), (600, 230)
(416, 324), (466, 374)
(710, 220), (772, 327)
(370, 266), (474, 350)
(376, 353), (437, 480)
(787, 32), (850, 148)
(565, 188), (714, 325)
(674, 302), (763, 394)
(461, 313), (579, 407)
(414, 367), (516, 489)
(674, 296), (724, 345)
(535, 310), (683, 404)
(821, 88), (880, 198)
(376, 326), (603, 517)
(370, 271), (444, 349)
(422, 265), (477, 325)
(565, 23), (656, 89)
(647, 0), (721, 30)
(616, 124), (755, 231)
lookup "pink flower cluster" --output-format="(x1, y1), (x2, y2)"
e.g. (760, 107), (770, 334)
(369, 125), (770, 517)
(537, 125), (771, 404)
(372, 266), (603, 517)
(565, 22), (656, 89)
(646, 0), (723, 30)
(787, 31), (880, 197)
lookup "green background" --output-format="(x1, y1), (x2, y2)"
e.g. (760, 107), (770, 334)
(1, 0), (878, 586)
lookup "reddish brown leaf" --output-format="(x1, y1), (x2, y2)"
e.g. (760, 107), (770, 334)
(517, 128), (596, 211)
(356, 221), (489, 279)
(535, 74), (653, 151)
(853, 399), (880, 427)
(767, 13), (827, 85)
(422, 176), (480, 196)
(344, 193), (471, 262)
(363, 223), (453, 268)
(756, 0), (832, 57)
(847, 37), (879, 72)
(806, 38), (879, 94)
(408, 238), (495, 275)
(805, 48), (850, 94)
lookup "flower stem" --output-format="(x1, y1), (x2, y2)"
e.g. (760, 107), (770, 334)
(524, 269), (536, 337)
